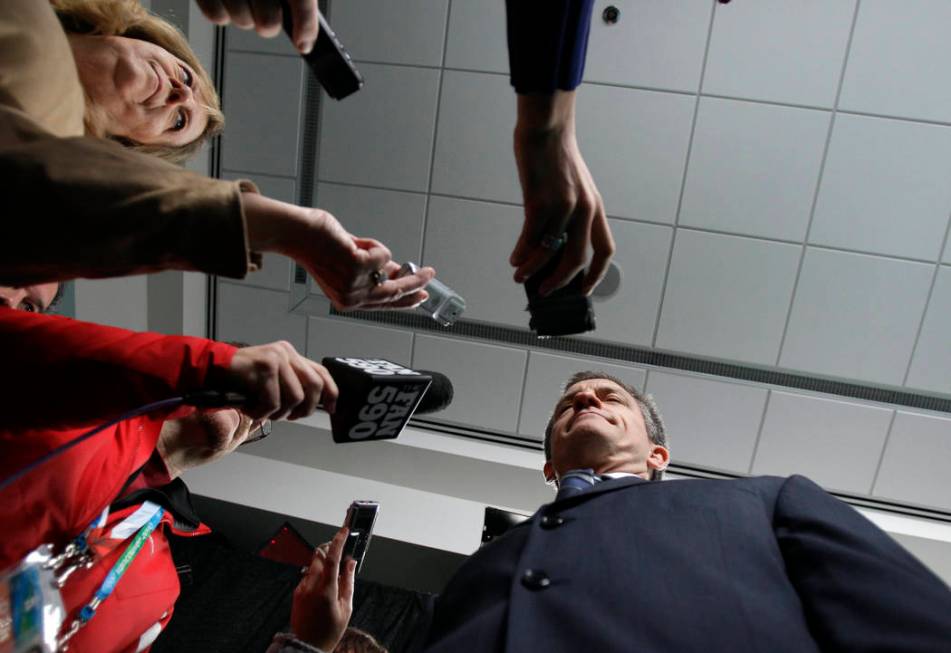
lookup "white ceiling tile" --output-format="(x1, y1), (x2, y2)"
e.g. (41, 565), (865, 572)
(645, 371), (768, 474)
(680, 98), (829, 241)
(944, 243), (951, 265)
(874, 411), (951, 512)
(576, 85), (695, 223)
(422, 196), (526, 328)
(330, 0), (449, 66)
(216, 283), (306, 352)
(779, 249), (933, 386)
(584, 0), (712, 92)
(306, 316), (413, 367)
(656, 230), (800, 365)
(704, 0), (855, 107)
(751, 391), (892, 494)
(906, 267), (951, 395)
(586, 220), (671, 346)
(221, 172), (296, 291)
(221, 53), (302, 177)
(809, 115), (951, 261)
(316, 183), (427, 264)
(840, 0), (951, 123)
(518, 352), (647, 441)
(412, 334), (527, 433)
(319, 63), (440, 191)
(226, 25), (296, 56)
(431, 71), (520, 204)
(443, 0), (508, 73)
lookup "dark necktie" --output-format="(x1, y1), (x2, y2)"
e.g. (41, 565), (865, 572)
(555, 469), (601, 502)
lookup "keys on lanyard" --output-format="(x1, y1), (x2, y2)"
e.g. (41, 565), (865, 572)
(42, 508), (108, 587)
(56, 504), (164, 651)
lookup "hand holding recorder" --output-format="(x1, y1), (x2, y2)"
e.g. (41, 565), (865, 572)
(291, 526), (356, 652)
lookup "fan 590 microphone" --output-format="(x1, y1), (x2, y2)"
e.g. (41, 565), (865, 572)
(322, 358), (452, 443)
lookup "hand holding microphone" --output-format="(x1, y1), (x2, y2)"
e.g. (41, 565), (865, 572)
(205, 340), (339, 421)
(200, 345), (453, 442)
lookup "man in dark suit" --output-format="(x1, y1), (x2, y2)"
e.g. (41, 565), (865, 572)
(421, 371), (951, 652)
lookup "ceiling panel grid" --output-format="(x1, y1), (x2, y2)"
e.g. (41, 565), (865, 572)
(750, 390), (893, 495)
(213, 0), (951, 511)
(873, 411), (951, 512)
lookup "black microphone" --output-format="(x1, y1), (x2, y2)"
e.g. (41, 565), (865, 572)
(415, 370), (453, 415)
(184, 361), (454, 443)
(322, 358), (452, 443)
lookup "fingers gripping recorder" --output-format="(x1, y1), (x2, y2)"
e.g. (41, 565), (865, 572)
(398, 262), (465, 327)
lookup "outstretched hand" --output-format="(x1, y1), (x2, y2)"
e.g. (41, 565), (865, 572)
(299, 210), (436, 312)
(242, 193), (435, 312)
(510, 92), (615, 297)
(291, 527), (356, 652)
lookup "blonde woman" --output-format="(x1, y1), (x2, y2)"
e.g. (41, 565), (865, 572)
(1, 0), (433, 310)
(53, 0), (225, 164)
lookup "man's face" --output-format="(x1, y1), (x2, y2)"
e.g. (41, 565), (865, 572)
(0, 284), (59, 313)
(544, 378), (668, 481)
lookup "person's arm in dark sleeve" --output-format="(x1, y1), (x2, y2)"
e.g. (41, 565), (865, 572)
(506, 0), (595, 93)
(0, 307), (236, 431)
(504, 0), (614, 298)
(775, 474), (951, 651)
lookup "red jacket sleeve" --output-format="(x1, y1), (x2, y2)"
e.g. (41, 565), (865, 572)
(0, 307), (236, 431)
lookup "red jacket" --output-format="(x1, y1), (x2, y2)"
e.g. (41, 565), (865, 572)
(0, 307), (235, 651)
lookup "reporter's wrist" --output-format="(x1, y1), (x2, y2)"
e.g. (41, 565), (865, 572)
(515, 90), (577, 135)
(243, 192), (311, 256)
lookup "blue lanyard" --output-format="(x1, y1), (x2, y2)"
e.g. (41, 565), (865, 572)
(57, 507), (164, 650)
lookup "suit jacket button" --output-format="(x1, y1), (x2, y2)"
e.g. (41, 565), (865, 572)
(521, 569), (551, 590)
(540, 514), (565, 529)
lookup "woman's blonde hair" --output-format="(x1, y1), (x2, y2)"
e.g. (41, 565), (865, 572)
(52, 0), (224, 164)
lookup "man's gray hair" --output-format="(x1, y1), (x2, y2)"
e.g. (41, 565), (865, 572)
(543, 371), (670, 480)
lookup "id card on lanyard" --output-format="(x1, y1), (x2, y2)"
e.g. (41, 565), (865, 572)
(0, 502), (163, 653)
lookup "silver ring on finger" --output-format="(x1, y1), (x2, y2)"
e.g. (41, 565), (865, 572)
(370, 269), (386, 286)
(540, 233), (567, 251)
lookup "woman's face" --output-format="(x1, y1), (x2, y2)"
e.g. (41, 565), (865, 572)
(79, 35), (210, 147)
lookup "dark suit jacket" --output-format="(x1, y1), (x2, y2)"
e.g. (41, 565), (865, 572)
(422, 475), (951, 652)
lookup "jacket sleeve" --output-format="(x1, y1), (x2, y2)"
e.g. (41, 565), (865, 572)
(0, 119), (260, 286)
(0, 308), (236, 431)
(505, 0), (595, 94)
(774, 474), (951, 651)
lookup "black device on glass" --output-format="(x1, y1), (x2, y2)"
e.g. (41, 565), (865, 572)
(343, 500), (379, 574)
(523, 249), (596, 337)
(281, 3), (364, 99)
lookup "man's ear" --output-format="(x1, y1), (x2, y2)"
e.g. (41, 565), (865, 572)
(646, 445), (670, 474)
(543, 460), (556, 483)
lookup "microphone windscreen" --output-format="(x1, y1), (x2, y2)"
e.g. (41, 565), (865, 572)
(415, 371), (453, 414)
